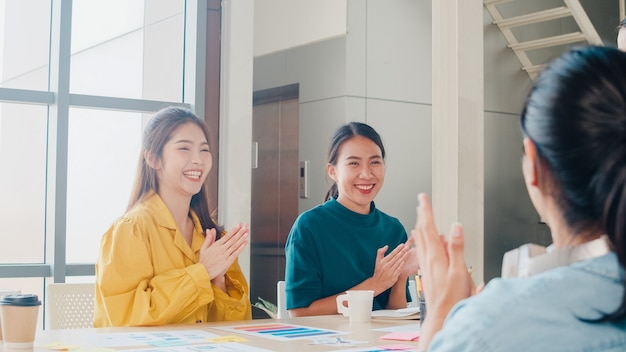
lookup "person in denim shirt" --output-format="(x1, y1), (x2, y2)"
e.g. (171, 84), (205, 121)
(413, 46), (626, 351)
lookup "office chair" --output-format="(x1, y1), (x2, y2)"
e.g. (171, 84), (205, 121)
(276, 280), (288, 319)
(46, 283), (95, 329)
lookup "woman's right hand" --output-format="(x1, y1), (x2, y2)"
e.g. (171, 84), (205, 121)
(199, 223), (249, 280)
(413, 193), (474, 349)
(370, 242), (409, 294)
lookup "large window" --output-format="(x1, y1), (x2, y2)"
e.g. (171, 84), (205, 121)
(0, 0), (208, 329)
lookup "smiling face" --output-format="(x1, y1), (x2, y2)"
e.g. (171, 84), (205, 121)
(148, 122), (212, 202)
(327, 135), (385, 214)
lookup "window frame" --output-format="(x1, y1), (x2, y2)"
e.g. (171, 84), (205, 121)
(0, 0), (216, 283)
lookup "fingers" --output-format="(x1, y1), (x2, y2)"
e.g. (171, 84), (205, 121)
(416, 193), (438, 239)
(221, 223), (245, 241)
(204, 223), (249, 256)
(203, 228), (217, 249)
(229, 226), (250, 254)
(228, 238), (249, 260)
(382, 244), (410, 278)
(200, 223), (249, 279)
(221, 224), (249, 257)
(404, 234), (415, 247)
(414, 193), (440, 267)
(447, 224), (466, 272)
(376, 245), (389, 261)
(217, 223), (249, 243)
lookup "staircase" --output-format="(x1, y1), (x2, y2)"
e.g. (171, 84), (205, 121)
(484, 0), (603, 79)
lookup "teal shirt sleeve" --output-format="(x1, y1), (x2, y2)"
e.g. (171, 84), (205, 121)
(284, 212), (322, 309)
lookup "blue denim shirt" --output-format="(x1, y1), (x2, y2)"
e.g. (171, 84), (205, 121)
(428, 253), (626, 351)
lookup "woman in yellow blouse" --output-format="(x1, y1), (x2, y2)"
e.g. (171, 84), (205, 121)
(94, 107), (252, 327)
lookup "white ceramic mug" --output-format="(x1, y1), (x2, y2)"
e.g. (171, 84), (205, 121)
(335, 290), (374, 323)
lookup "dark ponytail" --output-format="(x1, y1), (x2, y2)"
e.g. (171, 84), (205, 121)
(324, 184), (339, 202)
(521, 46), (626, 322)
(324, 122), (386, 202)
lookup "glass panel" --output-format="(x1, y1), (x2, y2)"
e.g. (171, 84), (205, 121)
(65, 276), (95, 284)
(70, 0), (185, 101)
(0, 0), (51, 90)
(0, 103), (47, 264)
(65, 108), (152, 263)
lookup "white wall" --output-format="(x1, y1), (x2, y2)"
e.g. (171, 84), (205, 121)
(254, 0), (431, 232)
(250, 0), (614, 280)
(253, 0), (347, 56)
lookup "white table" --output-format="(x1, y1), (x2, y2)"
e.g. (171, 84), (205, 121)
(4, 315), (420, 352)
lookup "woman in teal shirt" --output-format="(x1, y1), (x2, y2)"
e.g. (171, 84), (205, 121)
(285, 122), (416, 317)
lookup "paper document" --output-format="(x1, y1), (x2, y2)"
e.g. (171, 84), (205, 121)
(371, 307), (420, 320)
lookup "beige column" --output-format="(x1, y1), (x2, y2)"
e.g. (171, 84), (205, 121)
(219, 0), (254, 280)
(432, 0), (484, 283)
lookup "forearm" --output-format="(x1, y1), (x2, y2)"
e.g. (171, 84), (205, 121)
(289, 294), (342, 317)
(416, 311), (447, 351)
(348, 277), (389, 296)
(212, 274), (227, 292)
(385, 278), (408, 309)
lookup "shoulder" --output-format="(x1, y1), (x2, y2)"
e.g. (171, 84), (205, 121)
(286, 203), (337, 248)
(371, 207), (406, 234)
(370, 202), (402, 223)
(287, 204), (326, 241)
(106, 196), (169, 240)
(432, 264), (626, 351)
(121, 203), (158, 229)
(293, 202), (334, 224)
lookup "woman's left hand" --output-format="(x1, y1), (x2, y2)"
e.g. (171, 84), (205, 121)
(400, 236), (418, 278)
(412, 193), (474, 349)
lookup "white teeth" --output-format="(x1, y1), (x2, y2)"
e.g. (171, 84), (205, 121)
(184, 171), (201, 179)
(355, 184), (374, 190)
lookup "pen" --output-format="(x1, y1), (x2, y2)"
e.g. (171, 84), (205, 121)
(414, 273), (423, 301)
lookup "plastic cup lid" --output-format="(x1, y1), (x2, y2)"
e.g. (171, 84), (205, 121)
(0, 294), (41, 306)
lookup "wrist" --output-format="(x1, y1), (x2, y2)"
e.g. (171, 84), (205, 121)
(418, 313), (446, 350)
(365, 277), (386, 296)
(211, 274), (225, 284)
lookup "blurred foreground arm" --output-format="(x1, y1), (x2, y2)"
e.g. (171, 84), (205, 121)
(412, 193), (475, 349)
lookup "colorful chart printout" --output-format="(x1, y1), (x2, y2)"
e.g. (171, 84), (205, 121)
(216, 323), (350, 341)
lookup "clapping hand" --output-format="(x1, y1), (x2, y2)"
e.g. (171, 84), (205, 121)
(199, 223), (249, 282)
(370, 241), (410, 294)
(400, 236), (418, 278)
(412, 193), (474, 349)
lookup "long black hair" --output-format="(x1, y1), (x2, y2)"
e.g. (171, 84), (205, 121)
(324, 122), (386, 201)
(521, 46), (626, 322)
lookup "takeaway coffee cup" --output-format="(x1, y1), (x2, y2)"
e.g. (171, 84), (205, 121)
(0, 294), (41, 349)
(0, 290), (20, 341)
(336, 290), (374, 323)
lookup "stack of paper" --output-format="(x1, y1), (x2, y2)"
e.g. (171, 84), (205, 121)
(371, 307), (420, 320)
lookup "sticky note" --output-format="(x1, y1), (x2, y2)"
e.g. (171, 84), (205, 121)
(378, 344), (417, 350)
(40, 342), (81, 350)
(207, 335), (247, 342)
(379, 331), (420, 341)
